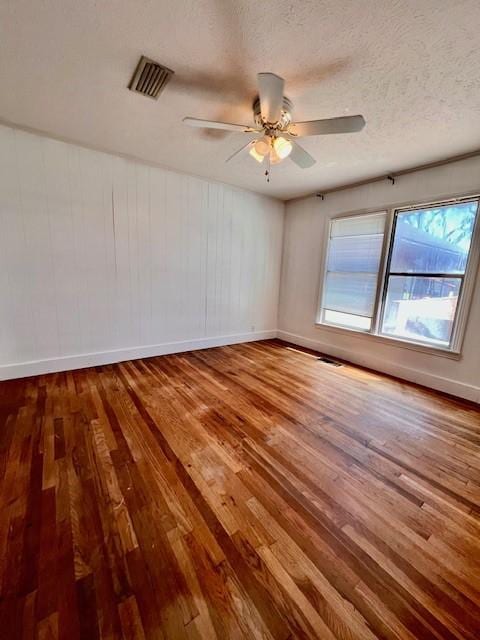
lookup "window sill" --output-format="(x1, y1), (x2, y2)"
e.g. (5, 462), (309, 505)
(314, 321), (462, 360)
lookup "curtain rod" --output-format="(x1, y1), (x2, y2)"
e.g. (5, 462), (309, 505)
(315, 148), (480, 200)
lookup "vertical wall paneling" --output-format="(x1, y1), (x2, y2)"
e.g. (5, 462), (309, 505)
(0, 125), (284, 379)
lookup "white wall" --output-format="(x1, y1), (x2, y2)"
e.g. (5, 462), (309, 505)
(279, 157), (480, 402)
(0, 125), (284, 379)
(2, 122), (479, 401)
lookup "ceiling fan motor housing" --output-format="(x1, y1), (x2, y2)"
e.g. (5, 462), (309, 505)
(253, 96), (293, 130)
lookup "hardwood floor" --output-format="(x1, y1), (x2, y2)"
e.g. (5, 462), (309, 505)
(1, 339), (479, 639)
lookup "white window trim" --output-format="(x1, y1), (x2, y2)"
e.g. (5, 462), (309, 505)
(315, 193), (480, 358)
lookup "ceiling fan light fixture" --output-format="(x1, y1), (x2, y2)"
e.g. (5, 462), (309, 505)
(273, 136), (292, 159)
(254, 135), (271, 157)
(249, 146), (265, 163)
(183, 72), (365, 177)
(269, 148), (282, 165)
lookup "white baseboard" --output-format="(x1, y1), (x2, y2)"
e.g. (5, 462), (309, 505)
(4, 329), (478, 404)
(0, 330), (277, 381)
(277, 330), (480, 403)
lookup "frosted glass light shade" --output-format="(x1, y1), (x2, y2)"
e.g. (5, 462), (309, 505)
(273, 136), (292, 159)
(269, 149), (282, 164)
(254, 136), (271, 156)
(249, 146), (265, 163)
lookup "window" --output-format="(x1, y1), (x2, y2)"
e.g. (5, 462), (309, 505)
(321, 212), (387, 331)
(318, 196), (479, 352)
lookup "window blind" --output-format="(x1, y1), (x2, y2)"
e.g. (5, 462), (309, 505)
(322, 212), (387, 330)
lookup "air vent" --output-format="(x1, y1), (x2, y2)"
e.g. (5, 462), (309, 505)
(317, 357), (343, 367)
(128, 56), (174, 99)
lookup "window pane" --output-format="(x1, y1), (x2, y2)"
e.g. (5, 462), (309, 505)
(331, 213), (386, 238)
(381, 276), (461, 346)
(324, 310), (371, 330)
(324, 272), (379, 316)
(327, 234), (384, 272)
(390, 201), (477, 274)
(321, 212), (386, 330)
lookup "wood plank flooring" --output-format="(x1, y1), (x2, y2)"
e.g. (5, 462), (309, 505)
(1, 339), (480, 639)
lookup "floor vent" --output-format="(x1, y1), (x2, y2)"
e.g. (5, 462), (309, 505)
(317, 357), (343, 367)
(128, 56), (174, 99)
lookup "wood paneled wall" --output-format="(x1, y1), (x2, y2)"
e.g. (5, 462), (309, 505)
(0, 126), (284, 378)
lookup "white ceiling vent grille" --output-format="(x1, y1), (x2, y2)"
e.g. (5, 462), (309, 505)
(128, 56), (174, 99)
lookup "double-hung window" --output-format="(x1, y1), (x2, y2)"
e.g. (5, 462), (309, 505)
(318, 196), (480, 353)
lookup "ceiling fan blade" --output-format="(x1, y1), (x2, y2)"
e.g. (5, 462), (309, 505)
(183, 117), (255, 132)
(290, 115), (365, 137)
(289, 141), (316, 169)
(257, 73), (285, 123)
(225, 140), (256, 163)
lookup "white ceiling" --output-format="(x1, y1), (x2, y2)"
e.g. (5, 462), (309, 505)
(1, 0), (480, 200)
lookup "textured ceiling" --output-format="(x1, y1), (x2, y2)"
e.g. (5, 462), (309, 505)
(1, 0), (480, 200)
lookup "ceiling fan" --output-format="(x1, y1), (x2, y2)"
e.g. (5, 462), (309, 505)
(183, 72), (365, 180)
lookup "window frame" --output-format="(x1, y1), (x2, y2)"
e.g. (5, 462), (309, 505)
(318, 210), (389, 333)
(316, 193), (480, 356)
